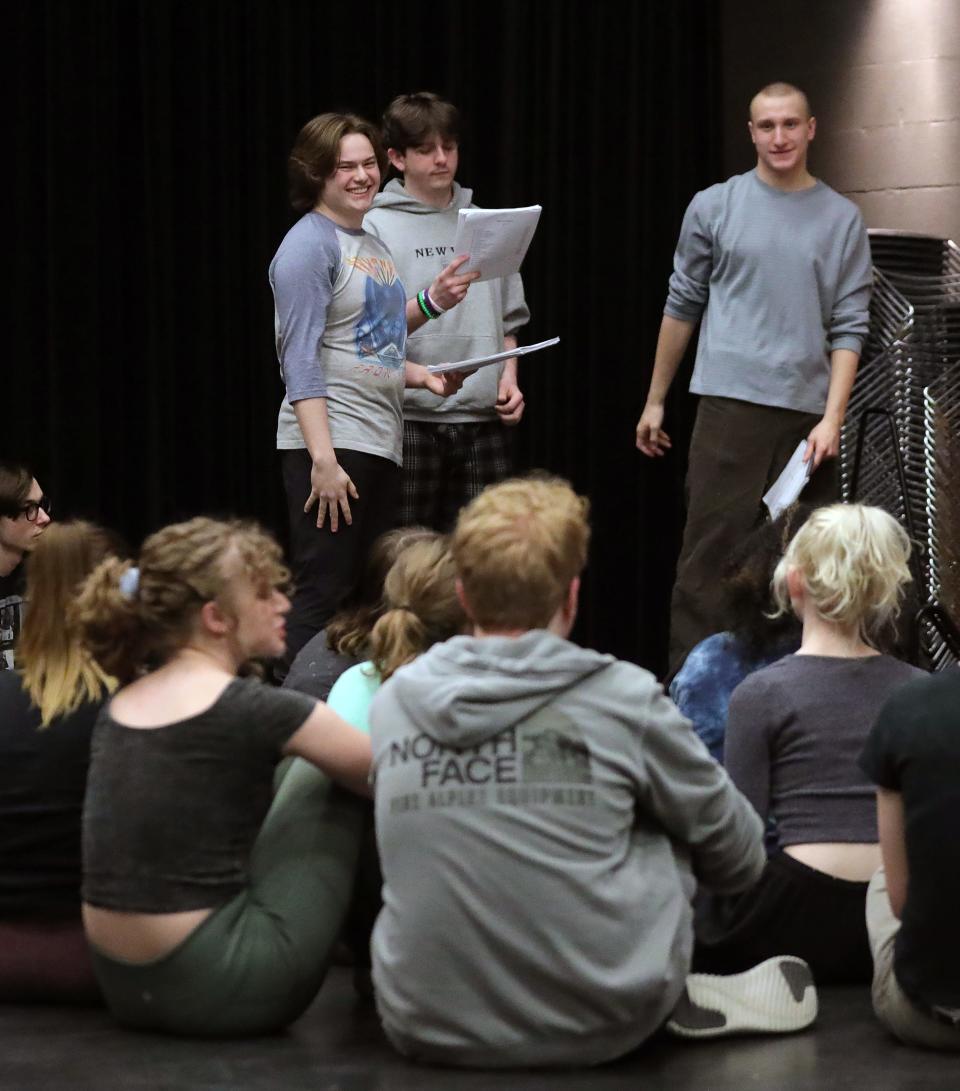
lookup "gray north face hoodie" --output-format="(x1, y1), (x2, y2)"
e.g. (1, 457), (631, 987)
(369, 630), (765, 1068)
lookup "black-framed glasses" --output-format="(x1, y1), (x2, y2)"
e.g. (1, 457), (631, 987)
(19, 495), (52, 522)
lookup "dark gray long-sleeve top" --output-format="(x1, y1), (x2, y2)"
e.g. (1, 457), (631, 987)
(665, 169), (873, 415)
(725, 653), (927, 845)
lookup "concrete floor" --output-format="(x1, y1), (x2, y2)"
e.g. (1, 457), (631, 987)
(1, 968), (957, 1090)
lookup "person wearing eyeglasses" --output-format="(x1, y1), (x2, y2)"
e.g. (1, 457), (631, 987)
(0, 460), (53, 670)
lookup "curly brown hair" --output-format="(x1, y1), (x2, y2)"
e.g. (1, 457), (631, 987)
(721, 504), (812, 657)
(325, 526), (437, 658)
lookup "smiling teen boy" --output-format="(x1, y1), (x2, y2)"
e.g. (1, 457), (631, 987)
(270, 113), (472, 665)
(635, 82), (873, 674)
(0, 460), (52, 670)
(364, 93), (530, 532)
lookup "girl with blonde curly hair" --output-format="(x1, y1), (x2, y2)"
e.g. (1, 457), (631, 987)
(76, 516), (371, 1036)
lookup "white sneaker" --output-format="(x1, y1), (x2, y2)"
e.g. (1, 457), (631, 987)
(666, 956), (817, 1039)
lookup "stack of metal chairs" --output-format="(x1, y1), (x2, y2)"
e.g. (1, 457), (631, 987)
(839, 230), (960, 670)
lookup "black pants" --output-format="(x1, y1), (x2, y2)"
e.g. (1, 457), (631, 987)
(693, 851), (872, 985)
(281, 448), (399, 668)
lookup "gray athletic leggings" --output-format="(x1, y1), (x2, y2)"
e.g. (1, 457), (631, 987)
(90, 760), (365, 1036)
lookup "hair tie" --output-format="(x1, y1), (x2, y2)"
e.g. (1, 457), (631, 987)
(119, 566), (141, 599)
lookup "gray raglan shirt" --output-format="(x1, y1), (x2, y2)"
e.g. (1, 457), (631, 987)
(665, 170), (873, 415)
(270, 212), (408, 464)
(369, 630), (765, 1067)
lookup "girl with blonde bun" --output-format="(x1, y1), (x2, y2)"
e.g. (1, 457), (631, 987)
(325, 532), (466, 731)
(76, 516), (371, 1036)
(695, 504), (927, 984)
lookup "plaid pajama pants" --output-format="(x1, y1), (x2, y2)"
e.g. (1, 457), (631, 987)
(400, 420), (513, 532)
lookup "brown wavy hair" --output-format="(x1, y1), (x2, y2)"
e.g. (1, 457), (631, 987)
(18, 521), (120, 725)
(381, 91), (460, 154)
(368, 536), (465, 682)
(720, 504), (812, 657)
(0, 459), (33, 518)
(325, 526), (437, 658)
(75, 517), (289, 683)
(287, 112), (387, 214)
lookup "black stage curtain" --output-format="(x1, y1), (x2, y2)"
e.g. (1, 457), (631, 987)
(9, 0), (721, 676)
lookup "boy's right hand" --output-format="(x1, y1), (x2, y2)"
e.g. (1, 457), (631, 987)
(636, 403), (672, 457)
(429, 254), (481, 312)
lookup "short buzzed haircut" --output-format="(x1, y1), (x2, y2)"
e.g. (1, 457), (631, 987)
(452, 476), (590, 632)
(750, 82), (812, 120)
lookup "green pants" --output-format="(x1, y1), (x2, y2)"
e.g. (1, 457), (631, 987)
(90, 761), (365, 1036)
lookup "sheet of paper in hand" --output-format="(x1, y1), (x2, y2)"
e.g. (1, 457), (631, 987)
(763, 440), (812, 521)
(452, 205), (542, 281)
(427, 337), (561, 375)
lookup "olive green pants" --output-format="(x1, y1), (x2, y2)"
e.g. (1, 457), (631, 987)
(90, 761), (365, 1036)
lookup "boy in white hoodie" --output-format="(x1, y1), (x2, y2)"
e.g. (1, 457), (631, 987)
(364, 93), (530, 532)
(369, 476), (817, 1067)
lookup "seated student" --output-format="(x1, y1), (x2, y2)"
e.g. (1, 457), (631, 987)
(283, 532), (464, 985)
(861, 667), (960, 1050)
(75, 517), (372, 1036)
(0, 522), (117, 1003)
(695, 504), (927, 985)
(283, 524), (435, 702)
(369, 476), (816, 1069)
(670, 505), (809, 763)
(0, 459), (53, 670)
(324, 532), (464, 730)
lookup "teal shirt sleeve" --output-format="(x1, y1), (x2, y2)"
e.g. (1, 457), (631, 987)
(326, 662), (382, 735)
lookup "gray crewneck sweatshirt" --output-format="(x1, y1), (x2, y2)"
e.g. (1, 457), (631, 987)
(364, 181), (529, 422)
(665, 170), (872, 415)
(368, 630), (765, 1067)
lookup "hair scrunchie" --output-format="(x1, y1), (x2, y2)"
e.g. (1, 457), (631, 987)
(119, 566), (141, 599)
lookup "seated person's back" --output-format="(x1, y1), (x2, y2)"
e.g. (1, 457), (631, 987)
(0, 520), (118, 1002)
(696, 504), (926, 985)
(861, 667), (960, 1049)
(370, 477), (767, 1067)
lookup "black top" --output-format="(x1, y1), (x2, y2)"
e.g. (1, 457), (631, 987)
(0, 669), (100, 917)
(0, 565), (25, 671)
(726, 654), (926, 845)
(82, 676), (316, 913)
(284, 626), (358, 703)
(860, 669), (960, 1010)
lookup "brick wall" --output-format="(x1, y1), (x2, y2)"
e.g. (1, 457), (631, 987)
(721, 0), (960, 242)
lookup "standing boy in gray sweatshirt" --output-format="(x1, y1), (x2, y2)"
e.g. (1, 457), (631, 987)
(364, 93), (530, 532)
(635, 82), (873, 673)
(368, 476), (817, 1068)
